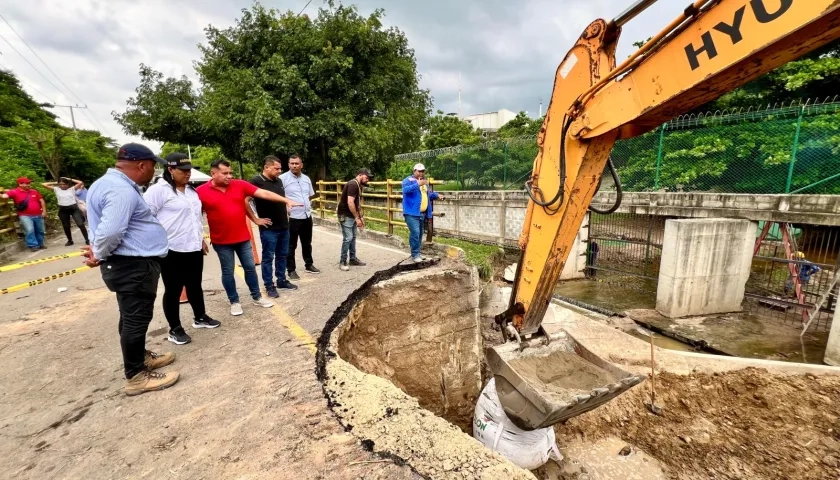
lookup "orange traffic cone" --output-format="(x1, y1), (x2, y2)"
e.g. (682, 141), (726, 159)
(248, 218), (261, 266)
(179, 286), (188, 304)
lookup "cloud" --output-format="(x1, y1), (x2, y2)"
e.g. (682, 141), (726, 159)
(0, 0), (688, 153)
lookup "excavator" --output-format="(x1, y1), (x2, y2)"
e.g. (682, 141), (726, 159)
(488, 0), (840, 430)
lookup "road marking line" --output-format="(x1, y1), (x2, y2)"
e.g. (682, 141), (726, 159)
(1, 266), (92, 295)
(0, 251), (83, 272)
(233, 266), (316, 353)
(315, 229), (407, 256)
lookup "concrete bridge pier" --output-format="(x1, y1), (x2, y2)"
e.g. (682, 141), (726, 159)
(826, 307), (840, 366)
(656, 218), (757, 318)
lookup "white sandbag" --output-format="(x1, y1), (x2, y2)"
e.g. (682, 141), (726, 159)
(472, 377), (562, 470)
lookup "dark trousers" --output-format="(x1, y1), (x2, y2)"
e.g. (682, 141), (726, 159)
(259, 228), (288, 287)
(58, 204), (88, 242)
(287, 217), (314, 272)
(160, 250), (206, 331)
(100, 256), (161, 379)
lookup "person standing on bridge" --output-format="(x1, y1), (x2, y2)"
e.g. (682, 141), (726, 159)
(280, 154), (320, 280)
(197, 159), (302, 316)
(144, 153), (220, 346)
(1, 177), (47, 252)
(249, 156), (298, 298)
(81, 143), (180, 396)
(336, 169), (372, 271)
(401, 163), (443, 262)
(41, 177), (89, 247)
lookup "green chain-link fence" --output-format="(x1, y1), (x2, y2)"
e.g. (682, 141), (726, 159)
(394, 98), (840, 194)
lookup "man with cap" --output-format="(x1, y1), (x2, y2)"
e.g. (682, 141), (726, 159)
(197, 159), (303, 316)
(336, 168), (372, 271)
(144, 152), (219, 346)
(401, 163), (444, 262)
(81, 143), (180, 396)
(0, 177), (47, 251)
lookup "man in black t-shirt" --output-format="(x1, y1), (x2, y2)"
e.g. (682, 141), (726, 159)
(249, 156), (298, 297)
(336, 168), (372, 271)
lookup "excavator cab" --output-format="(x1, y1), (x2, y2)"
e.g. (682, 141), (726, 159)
(489, 0), (840, 430)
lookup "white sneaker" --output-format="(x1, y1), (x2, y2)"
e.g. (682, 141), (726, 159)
(230, 302), (243, 316)
(339, 262), (349, 271)
(413, 256), (423, 263)
(254, 297), (274, 308)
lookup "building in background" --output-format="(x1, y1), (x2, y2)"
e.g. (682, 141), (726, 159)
(464, 109), (516, 132)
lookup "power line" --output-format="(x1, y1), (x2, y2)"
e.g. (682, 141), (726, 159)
(0, 32), (69, 101)
(0, 16), (114, 137)
(0, 60), (55, 104)
(298, 0), (313, 16)
(0, 13), (86, 106)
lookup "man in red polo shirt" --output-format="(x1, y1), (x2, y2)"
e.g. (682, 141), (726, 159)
(197, 159), (302, 316)
(1, 177), (48, 251)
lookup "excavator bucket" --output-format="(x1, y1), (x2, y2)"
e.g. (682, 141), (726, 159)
(486, 329), (645, 431)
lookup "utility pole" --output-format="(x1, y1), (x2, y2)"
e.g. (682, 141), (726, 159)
(42, 103), (87, 130)
(458, 72), (462, 119)
(539, 98), (543, 117)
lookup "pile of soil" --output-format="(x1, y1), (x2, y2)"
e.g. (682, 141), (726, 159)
(555, 368), (840, 480)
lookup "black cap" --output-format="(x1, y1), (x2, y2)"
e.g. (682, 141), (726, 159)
(357, 168), (374, 179)
(117, 143), (165, 165)
(165, 152), (193, 171)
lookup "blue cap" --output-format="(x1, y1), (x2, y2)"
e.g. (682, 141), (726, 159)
(117, 143), (165, 165)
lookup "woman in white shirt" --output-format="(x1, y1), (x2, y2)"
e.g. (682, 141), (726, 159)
(144, 153), (219, 345)
(41, 177), (89, 246)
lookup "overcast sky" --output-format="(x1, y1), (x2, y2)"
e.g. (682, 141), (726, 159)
(0, 0), (688, 153)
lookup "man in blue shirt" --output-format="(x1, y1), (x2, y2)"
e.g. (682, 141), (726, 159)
(82, 143), (180, 396)
(401, 163), (444, 262)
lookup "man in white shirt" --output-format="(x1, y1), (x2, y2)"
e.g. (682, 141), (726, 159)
(279, 154), (320, 280)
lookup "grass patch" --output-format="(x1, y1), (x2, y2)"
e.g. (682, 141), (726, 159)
(434, 236), (501, 279)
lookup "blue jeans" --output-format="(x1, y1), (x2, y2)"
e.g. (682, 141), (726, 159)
(19, 215), (45, 248)
(213, 241), (261, 303)
(404, 214), (425, 259)
(339, 216), (357, 263)
(259, 228), (288, 288)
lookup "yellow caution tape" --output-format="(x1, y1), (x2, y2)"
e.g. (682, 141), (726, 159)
(0, 251), (83, 273)
(1, 266), (92, 295)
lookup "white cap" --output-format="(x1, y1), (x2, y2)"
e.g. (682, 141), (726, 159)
(413, 163), (425, 171)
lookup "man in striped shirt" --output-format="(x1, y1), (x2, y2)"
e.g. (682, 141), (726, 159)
(82, 143), (180, 396)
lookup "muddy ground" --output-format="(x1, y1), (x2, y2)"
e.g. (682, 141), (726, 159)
(554, 368), (840, 480)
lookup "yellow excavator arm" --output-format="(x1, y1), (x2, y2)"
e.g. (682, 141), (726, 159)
(490, 0), (840, 430)
(498, 0), (840, 338)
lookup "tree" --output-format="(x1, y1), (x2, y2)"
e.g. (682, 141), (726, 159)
(497, 111), (543, 138)
(115, 2), (431, 181)
(0, 69), (115, 195)
(422, 111), (481, 149)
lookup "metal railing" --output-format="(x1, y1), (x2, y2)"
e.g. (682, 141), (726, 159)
(315, 179), (444, 236)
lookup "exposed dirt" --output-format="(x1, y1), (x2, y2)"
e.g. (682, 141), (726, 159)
(554, 368), (840, 480)
(510, 352), (620, 403)
(336, 266), (482, 432)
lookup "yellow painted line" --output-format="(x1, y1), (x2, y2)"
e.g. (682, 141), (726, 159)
(0, 251), (83, 273)
(234, 265), (316, 353)
(1, 266), (92, 295)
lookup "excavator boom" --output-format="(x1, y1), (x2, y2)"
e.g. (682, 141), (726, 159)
(492, 0), (840, 430)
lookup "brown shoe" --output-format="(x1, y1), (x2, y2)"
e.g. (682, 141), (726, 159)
(125, 369), (180, 396)
(144, 350), (175, 370)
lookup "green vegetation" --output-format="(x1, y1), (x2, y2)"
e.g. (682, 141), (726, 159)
(0, 70), (116, 202)
(114, 1), (430, 181)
